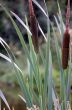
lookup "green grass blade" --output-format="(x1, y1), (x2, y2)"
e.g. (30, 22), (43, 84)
(25, 16), (41, 92)
(39, 48), (46, 66)
(1, 5), (40, 89)
(51, 23), (66, 109)
(51, 23), (63, 73)
(0, 36), (33, 107)
(25, 16), (43, 108)
(48, 51), (53, 110)
(10, 11), (32, 35)
(57, 2), (65, 38)
(32, 90), (40, 106)
(15, 70), (32, 107)
(45, 51), (52, 110)
(43, 11), (51, 110)
(54, 16), (62, 43)
(66, 45), (72, 101)
(0, 52), (32, 107)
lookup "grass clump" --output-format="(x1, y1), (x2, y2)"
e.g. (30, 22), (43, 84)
(0, 0), (72, 110)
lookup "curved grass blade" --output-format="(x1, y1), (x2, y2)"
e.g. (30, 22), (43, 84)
(0, 37), (10, 49)
(10, 11), (32, 36)
(18, 95), (26, 104)
(32, 0), (47, 17)
(38, 24), (47, 42)
(0, 53), (32, 107)
(2, 6), (36, 107)
(0, 37), (13, 62)
(0, 4), (37, 77)
(0, 37), (32, 107)
(11, 11), (47, 43)
(0, 5), (40, 107)
(11, 8), (39, 92)
(0, 53), (22, 73)
(0, 90), (11, 110)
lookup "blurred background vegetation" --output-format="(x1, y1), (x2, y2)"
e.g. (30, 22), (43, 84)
(0, 0), (72, 110)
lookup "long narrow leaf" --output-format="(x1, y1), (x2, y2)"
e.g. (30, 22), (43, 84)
(18, 95), (26, 104)
(43, 4), (50, 110)
(51, 23), (66, 109)
(11, 11), (47, 43)
(0, 90), (11, 110)
(0, 5), (38, 79)
(66, 43), (72, 101)
(25, 16), (40, 91)
(38, 24), (47, 42)
(57, 2), (65, 38)
(0, 53), (22, 73)
(10, 11), (32, 35)
(0, 37), (10, 49)
(48, 51), (53, 110)
(0, 52), (32, 107)
(32, 0), (47, 17)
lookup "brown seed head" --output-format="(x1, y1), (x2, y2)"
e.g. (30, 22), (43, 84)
(62, 31), (70, 69)
(62, 0), (71, 69)
(28, 0), (39, 53)
(29, 0), (34, 16)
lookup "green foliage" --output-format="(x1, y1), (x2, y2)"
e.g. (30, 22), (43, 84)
(0, 1), (72, 110)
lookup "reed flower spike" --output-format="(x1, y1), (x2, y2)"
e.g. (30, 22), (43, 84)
(29, 0), (39, 53)
(62, 0), (70, 69)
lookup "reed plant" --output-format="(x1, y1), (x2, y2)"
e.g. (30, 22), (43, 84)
(0, 0), (72, 110)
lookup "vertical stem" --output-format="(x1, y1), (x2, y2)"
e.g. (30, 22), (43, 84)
(66, 0), (70, 31)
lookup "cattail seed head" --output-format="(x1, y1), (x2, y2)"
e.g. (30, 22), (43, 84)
(29, 0), (34, 16)
(62, 31), (70, 69)
(62, 0), (70, 69)
(28, 0), (39, 53)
